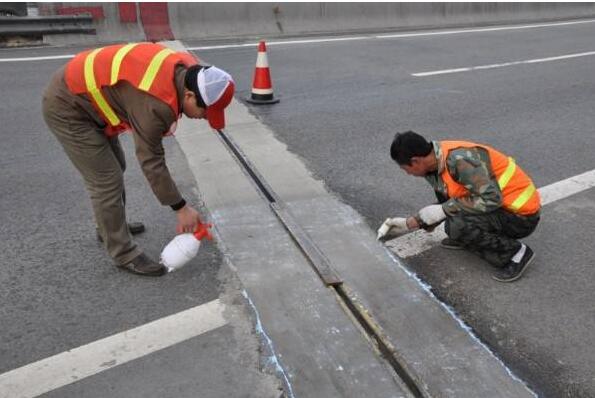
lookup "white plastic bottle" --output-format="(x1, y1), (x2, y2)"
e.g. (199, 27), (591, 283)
(160, 223), (213, 272)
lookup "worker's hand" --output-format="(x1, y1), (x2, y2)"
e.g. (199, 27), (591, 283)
(377, 217), (410, 241)
(417, 204), (446, 227)
(406, 216), (420, 230)
(175, 204), (201, 234)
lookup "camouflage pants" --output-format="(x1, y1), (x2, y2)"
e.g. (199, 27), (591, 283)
(444, 209), (540, 267)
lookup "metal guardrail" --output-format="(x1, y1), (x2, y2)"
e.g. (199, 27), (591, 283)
(0, 15), (95, 37)
(0, 3), (27, 17)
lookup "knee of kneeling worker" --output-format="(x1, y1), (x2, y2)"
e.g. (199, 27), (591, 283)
(445, 215), (467, 240)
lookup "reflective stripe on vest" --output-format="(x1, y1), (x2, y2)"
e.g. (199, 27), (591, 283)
(497, 156), (537, 212)
(439, 141), (540, 215)
(510, 183), (537, 212)
(84, 48), (121, 126)
(498, 157), (516, 189)
(139, 48), (175, 91)
(84, 46), (175, 127)
(65, 43), (199, 136)
(110, 43), (138, 85)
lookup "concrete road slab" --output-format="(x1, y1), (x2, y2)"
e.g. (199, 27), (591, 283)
(175, 110), (409, 398)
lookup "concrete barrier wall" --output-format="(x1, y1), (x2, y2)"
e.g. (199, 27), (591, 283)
(38, 2), (595, 45)
(168, 3), (595, 41)
(94, 3), (145, 43)
(42, 2), (145, 46)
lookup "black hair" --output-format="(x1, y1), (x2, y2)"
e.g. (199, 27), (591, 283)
(184, 64), (207, 108)
(390, 131), (432, 165)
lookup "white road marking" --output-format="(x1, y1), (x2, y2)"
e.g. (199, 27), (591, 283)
(412, 50), (595, 76)
(2, 18), (595, 62)
(386, 169), (595, 258)
(0, 54), (74, 63)
(0, 299), (227, 398)
(538, 168), (595, 204)
(187, 36), (369, 51)
(193, 18), (595, 51)
(377, 18), (595, 39)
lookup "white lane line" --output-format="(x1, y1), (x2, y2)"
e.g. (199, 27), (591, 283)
(2, 18), (595, 62)
(187, 43), (256, 51)
(191, 18), (595, 51)
(0, 299), (227, 398)
(538, 168), (595, 204)
(377, 18), (595, 39)
(412, 50), (595, 76)
(386, 169), (595, 258)
(0, 54), (74, 63)
(187, 36), (369, 51)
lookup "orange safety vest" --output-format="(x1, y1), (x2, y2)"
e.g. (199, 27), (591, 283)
(439, 141), (540, 216)
(65, 42), (198, 137)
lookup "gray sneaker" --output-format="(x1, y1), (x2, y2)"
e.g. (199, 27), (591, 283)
(492, 246), (535, 283)
(440, 238), (464, 250)
(118, 253), (167, 277)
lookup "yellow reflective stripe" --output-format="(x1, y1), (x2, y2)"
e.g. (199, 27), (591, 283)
(510, 183), (536, 211)
(139, 48), (174, 91)
(498, 157), (516, 190)
(110, 43), (138, 85)
(84, 48), (120, 126)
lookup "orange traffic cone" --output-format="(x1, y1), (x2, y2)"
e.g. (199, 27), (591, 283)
(246, 40), (280, 105)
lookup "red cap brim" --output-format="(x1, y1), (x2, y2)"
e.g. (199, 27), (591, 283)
(206, 107), (225, 130)
(206, 82), (235, 130)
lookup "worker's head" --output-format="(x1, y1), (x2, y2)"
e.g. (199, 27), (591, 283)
(183, 65), (235, 129)
(390, 131), (435, 176)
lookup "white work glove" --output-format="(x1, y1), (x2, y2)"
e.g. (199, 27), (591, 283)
(417, 204), (447, 227)
(377, 217), (409, 241)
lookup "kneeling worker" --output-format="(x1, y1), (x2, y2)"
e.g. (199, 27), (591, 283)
(378, 131), (541, 282)
(43, 42), (234, 276)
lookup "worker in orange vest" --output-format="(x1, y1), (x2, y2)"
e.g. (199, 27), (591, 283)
(42, 42), (235, 276)
(378, 131), (541, 282)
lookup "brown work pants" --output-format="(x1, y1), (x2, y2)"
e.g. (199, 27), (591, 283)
(42, 88), (141, 266)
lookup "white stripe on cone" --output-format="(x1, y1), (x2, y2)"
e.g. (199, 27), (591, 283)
(251, 87), (274, 95)
(256, 52), (269, 68)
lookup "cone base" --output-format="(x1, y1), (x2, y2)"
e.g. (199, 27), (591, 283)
(246, 93), (280, 105)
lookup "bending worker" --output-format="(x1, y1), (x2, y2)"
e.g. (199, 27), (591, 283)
(42, 42), (234, 276)
(378, 131), (541, 282)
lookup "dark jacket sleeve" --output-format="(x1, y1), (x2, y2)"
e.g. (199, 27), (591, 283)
(442, 147), (503, 215)
(120, 85), (183, 206)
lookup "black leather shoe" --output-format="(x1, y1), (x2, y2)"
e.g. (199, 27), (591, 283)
(127, 222), (146, 234)
(118, 253), (167, 276)
(97, 222), (146, 242)
(440, 238), (464, 250)
(492, 246), (534, 283)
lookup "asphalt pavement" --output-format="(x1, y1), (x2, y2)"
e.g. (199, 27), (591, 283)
(0, 50), (282, 397)
(194, 20), (595, 397)
(2, 18), (595, 398)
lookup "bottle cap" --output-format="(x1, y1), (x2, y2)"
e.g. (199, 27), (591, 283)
(193, 223), (213, 241)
